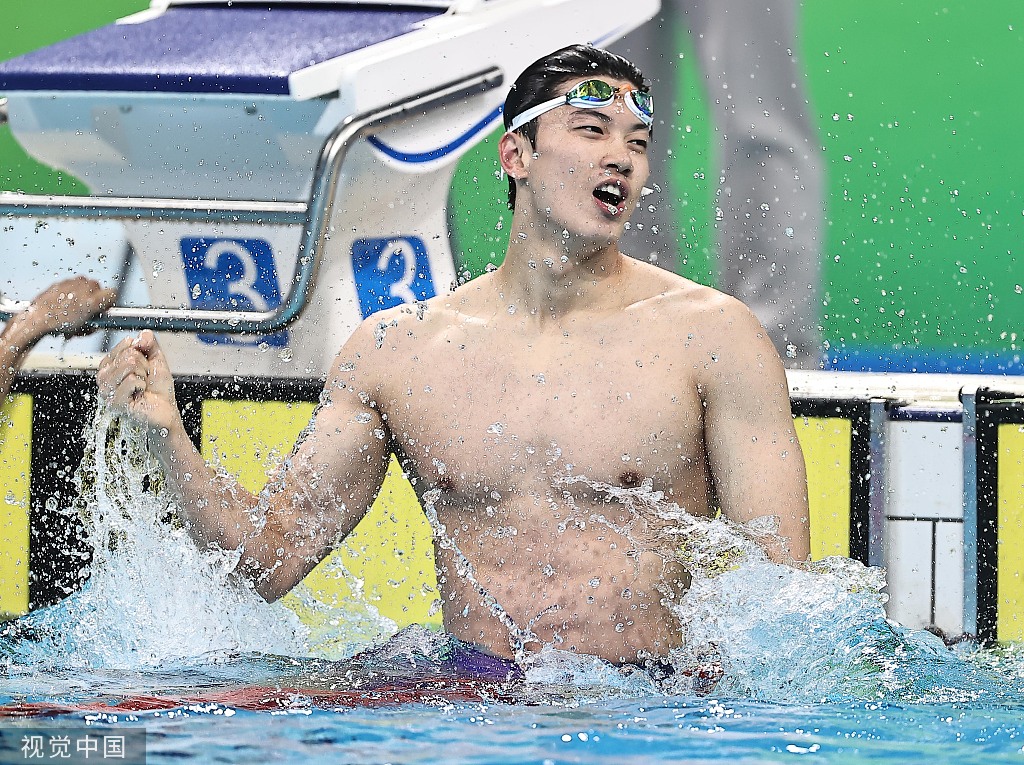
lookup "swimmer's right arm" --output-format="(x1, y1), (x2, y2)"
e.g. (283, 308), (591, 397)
(96, 325), (392, 600)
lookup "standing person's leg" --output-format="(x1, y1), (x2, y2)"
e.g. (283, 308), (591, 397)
(687, 0), (824, 368)
(610, 3), (685, 275)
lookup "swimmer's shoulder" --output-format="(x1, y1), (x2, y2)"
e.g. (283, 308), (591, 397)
(343, 274), (497, 351)
(622, 259), (749, 322)
(623, 260), (773, 354)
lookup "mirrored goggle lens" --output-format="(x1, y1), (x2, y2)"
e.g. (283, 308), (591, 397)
(565, 80), (653, 124)
(629, 90), (653, 120)
(566, 79), (617, 105)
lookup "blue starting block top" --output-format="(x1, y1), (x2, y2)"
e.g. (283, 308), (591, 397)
(0, 5), (442, 96)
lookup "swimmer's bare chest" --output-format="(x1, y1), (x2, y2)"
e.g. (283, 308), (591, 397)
(372, 317), (711, 511)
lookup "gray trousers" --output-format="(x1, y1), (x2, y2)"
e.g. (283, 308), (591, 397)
(613, 0), (824, 368)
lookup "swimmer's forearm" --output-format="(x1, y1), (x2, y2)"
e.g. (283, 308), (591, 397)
(150, 421), (310, 599)
(0, 314), (44, 401)
(150, 421), (261, 554)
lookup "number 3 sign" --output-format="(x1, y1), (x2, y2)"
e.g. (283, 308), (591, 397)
(352, 236), (436, 318)
(180, 237), (289, 346)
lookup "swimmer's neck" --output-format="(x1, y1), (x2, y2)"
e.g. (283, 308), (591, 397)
(494, 230), (627, 323)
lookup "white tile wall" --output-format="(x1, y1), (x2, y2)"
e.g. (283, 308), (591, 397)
(885, 519), (932, 628)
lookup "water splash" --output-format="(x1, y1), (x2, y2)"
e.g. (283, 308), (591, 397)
(1, 407), (390, 672)
(420, 489), (542, 659)
(3, 409), (1021, 708)
(553, 474), (1021, 704)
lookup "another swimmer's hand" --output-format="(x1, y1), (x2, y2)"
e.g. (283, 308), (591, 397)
(4, 276), (116, 353)
(22, 276), (117, 339)
(96, 330), (180, 437)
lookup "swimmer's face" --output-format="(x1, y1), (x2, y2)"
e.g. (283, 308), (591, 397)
(508, 76), (650, 245)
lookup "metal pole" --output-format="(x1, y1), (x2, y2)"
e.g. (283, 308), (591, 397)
(0, 66), (503, 333)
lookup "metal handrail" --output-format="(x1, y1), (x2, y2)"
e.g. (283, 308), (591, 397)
(0, 66), (503, 333)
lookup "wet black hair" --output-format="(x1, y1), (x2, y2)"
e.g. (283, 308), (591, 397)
(502, 43), (648, 210)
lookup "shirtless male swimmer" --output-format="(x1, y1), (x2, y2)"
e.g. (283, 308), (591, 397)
(98, 45), (811, 668)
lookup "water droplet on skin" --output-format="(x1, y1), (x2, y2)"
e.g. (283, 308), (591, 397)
(589, 577), (601, 588)
(785, 227), (795, 238)
(507, 304), (516, 315)
(354, 412), (372, 424)
(487, 422), (505, 435)
(621, 454), (631, 462)
(614, 623), (625, 633)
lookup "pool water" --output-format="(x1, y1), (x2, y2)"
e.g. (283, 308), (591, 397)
(2, 411), (1024, 763)
(3, 659), (1024, 764)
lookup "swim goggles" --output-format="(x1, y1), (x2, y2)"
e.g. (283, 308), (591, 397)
(507, 79), (654, 133)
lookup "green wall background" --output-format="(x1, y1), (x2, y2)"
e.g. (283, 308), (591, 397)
(3, 2), (1023, 371)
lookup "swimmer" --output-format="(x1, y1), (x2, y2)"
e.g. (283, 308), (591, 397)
(98, 45), (810, 666)
(1, 276), (116, 402)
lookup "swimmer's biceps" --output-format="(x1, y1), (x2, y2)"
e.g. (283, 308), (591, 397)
(297, 356), (390, 532)
(697, 309), (809, 553)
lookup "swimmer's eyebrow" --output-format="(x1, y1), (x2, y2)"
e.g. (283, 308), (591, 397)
(569, 109), (612, 123)
(568, 109), (648, 133)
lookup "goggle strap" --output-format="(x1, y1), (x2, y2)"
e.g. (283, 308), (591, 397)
(507, 95), (567, 133)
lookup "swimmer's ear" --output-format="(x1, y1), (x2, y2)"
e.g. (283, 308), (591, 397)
(499, 130), (530, 180)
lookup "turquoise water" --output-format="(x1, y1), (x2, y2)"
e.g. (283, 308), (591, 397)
(2, 411), (1024, 763)
(3, 655), (1024, 764)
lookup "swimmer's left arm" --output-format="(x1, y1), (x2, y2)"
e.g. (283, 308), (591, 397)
(697, 297), (811, 565)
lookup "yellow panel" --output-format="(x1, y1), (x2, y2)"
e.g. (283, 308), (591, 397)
(0, 394), (32, 619)
(997, 423), (1024, 642)
(793, 416), (852, 560)
(201, 399), (440, 628)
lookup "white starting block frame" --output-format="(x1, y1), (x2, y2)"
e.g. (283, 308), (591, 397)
(0, 0), (660, 377)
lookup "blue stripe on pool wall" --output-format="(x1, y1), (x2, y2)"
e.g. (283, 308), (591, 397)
(0, 6), (440, 95)
(825, 346), (1024, 375)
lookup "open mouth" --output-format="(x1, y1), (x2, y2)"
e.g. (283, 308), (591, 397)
(593, 182), (626, 214)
